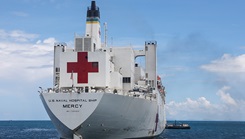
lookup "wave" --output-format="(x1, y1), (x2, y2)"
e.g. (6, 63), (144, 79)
(22, 128), (55, 132)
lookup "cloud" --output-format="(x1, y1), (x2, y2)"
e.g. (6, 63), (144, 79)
(0, 29), (59, 120)
(200, 53), (245, 100)
(43, 37), (56, 44)
(201, 54), (245, 73)
(166, 97), (214, 119)
(0, 29), (39, 42)
(166, 86), (245, 121)
(216, 86), (237, 106)
(0, 29), (57, 81)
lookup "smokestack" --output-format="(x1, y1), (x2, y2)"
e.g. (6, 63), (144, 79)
(91, 1), (96, 10)
(87, 1), (100, 18)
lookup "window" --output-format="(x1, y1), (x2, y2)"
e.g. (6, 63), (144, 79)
(93, 43), (96, 51)
(55, 67), (60, 72)
(152, 80), (154, 87)
(85, 87), (89, 93)
(123, 77), (131, 83)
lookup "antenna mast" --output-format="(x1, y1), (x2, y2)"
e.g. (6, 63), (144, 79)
(104, 22), (108, 47)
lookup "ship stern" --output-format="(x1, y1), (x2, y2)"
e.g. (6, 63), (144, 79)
(40, 92), (104, 139)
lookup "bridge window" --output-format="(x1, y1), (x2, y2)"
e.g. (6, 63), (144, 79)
(123, 77), (131, 83)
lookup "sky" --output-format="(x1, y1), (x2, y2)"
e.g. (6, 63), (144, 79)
(0, 0), (245, 121)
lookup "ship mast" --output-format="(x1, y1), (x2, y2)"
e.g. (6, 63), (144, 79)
(104, 22), (108, 47)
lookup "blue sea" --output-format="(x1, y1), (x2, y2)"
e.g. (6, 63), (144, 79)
(0, 121), (245, 139)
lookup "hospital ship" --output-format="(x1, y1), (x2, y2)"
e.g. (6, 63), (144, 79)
(40, 1), (166, 139)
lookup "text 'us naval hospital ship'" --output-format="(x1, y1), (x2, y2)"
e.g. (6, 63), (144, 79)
(40, 1), (166, 139)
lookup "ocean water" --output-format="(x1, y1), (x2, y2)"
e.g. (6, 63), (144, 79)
(0, 121), (245, 139)
(161, 121), (245, 139)
(0, 121), (58, 139)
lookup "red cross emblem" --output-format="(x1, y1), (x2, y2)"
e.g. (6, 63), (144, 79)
(67, 52), (99, 83)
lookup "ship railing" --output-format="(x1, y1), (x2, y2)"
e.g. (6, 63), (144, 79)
(38, 87), (54, 94)
(42, 87), (124, 94)
(127, 89), (157, 101)
(41, 87), (157, 101)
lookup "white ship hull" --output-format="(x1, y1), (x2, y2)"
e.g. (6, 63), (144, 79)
(40, 92), (165, 139)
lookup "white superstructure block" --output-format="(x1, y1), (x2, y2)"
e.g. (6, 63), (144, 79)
(59, 51), (110, 88)
(145, 41), (157, 89)
(53, 43), (66, 88)
(110, 47), (135, 92)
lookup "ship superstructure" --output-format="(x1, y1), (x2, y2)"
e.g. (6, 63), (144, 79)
(40, 1), (166, 139)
